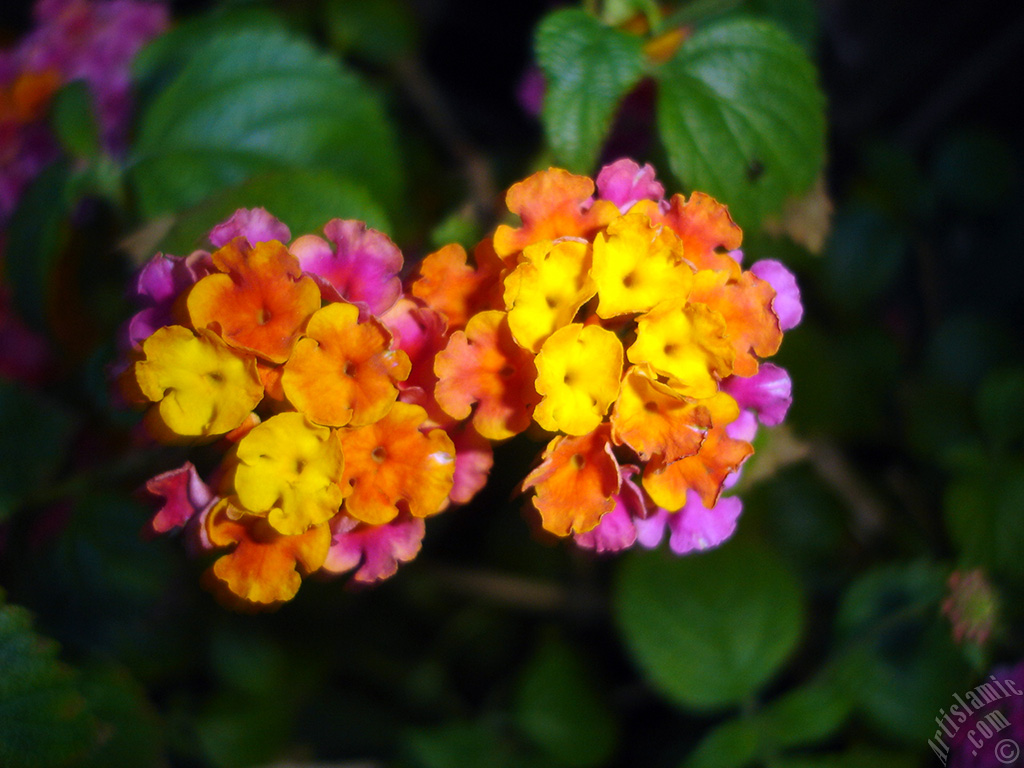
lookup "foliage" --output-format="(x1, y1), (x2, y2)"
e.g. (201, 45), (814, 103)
(1, 1), (1022, 767)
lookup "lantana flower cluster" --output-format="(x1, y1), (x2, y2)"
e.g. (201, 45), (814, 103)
(125, 159), (801, 609)
(412, 159), (801, 555)
(122, 210), (492, 607)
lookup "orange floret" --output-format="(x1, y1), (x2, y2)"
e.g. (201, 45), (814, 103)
(610, 365), (712, 462)
(410, 241), (504, 331)
(655, 192), (743, 277)
(434, 310), (540, 440)
(492, 168), (619, 258)
(187, 238), (320, 364)
(338, 401), (456, 525)
(282, 302), (410, 428)
(688, 269), (782, 377)
(521, 424), (621, 536)
(642, 426), (753, 511)
(204, 499), (330, 606)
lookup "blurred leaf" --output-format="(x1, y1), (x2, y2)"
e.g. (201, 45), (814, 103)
(975, 367), (1024, 450)
(158, 169), (390, 254)
(132, 6), (285, 100)
(614, 536), (803, 710)
(683, 716), (760, 768)
(656, 18), (824, 227)
(130, 27), (401, 219)
(0, 599), (94, 768)
(405, 720), (515, 768)
(324, 0), (416, 65)
(76, 665), (164, 768)
(197, 699), (291, 768)
(430, 207), (484, 250)
(743, 0), (818, 51)
(835, 561), (969, 744)
(536, 9), (648, 172)
(0, 381), (79, 521)
(822, 205), (906, 311)
(684, 672), (852, 768)
(743, 465), (848, 593)
(3, 160), (71, 330)
(602, 0), (660, 27)
(515, 634), (617, 768)
(945, 460), (1024, 580)
(50, 80), (101, 159)
(757, 673), (853, 750)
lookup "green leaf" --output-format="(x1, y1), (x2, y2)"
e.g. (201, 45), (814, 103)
(2, 161), (72, 330)
(975, 367), (1024, 450)
(50, 80), (101, 158)
(757, 673), (853, 750)
(0, 600), (94, 768)
(743, 0), (818, 52)
(76, 666), (164, 768)
(655, 18), (824, 227)
(536, 9), (648, 172)
(0, 381), (80, 521)
(515, 634), (617, 768)
(405, 721), (515, 768)
(683, 672), (852, 768)
(130, 27), (402, 219)
(835, 561), (969, 744)
(132, 6), (285, 101)
(614, 536), (803, 711)
(945, 461), (1024, 580)
(683, 716), (760, 768)
(324, 0), (417, 65)
(157, 169), (390, 254)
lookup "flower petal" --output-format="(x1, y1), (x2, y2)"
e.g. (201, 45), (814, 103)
(322, 512), (425, 584)
(493, 168), (618, 258)
(722, 363), (792, 426)
(134, 325), (264, 439)
(205, 499), (330, 606)
(591, 211), (693, 319)
(642, 427), (753, 510)
(750, 259), (803, 331)
(208, 207), (290, 248)
(610, 365), (712, 462)
(503, 238), (596, 351)
(534, 323), (624, 436)
(627, 299), (733, 398)
(187, 238), (320, 364)
(521, 425), (620, 536)
(232, 412), (346, 535)
(282, 302), (410, 427)
(338, 401), (456, 525)
(144, 461), (215, 535)
(688, 269), (782, 378)
(409, 241), (504, 330)
(434, 310), (539, 440)
(291, 219), (403, 316)
(595, 158), (665, 213)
